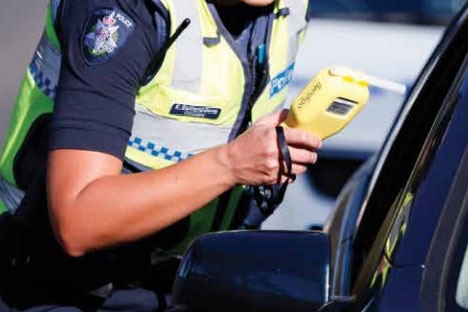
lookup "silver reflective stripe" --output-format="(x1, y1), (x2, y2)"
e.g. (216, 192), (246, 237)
(129, 104), (231, 160)
(0, 176), (24, 213)
(283, 0), (308, 62)
(170, 0), (203, 92)
(29, 32), (61, 99)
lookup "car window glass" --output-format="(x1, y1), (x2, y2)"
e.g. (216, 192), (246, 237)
(409, 56), (468, 311)
(350, 3), (468, 297)
(456, 241), (468, 308)
(455, 72), (468, 309)
(379, 71), (465, 265)
(356, 58), (468, 311)
(429, 0), (467, 15)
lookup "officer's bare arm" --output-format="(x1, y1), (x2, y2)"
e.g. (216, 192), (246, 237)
(47, 110), (321, 257)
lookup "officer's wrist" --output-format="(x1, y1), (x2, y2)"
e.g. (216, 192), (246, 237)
(215, 144), (239, 187)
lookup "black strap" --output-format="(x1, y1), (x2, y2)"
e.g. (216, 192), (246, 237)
(254, 126), (293, 216)
(141, 18), (191, 85)
(277, 125), (292, 178)
(275, 7), (290, 18)
(210, 191), (231, 231)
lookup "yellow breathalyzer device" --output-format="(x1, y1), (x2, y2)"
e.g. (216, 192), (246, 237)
(283, 66), (406, 140)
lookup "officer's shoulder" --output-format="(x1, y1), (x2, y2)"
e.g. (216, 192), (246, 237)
(77, 0), (162, 21)
(73, 0), (163, 66)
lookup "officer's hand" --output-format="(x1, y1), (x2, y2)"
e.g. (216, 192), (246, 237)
(222, 109), (322, 186)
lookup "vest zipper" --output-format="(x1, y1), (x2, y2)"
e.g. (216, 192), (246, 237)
(238, 9), (273, 134)
(207, 3), (273, 232)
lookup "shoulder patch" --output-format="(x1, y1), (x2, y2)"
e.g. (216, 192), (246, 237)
(82, 8), (135, 65)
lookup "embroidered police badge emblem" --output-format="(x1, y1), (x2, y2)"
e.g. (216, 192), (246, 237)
(82, 8), (134, 65)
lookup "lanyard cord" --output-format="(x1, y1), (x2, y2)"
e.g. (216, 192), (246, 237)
(212, 10), (273, 231)
(254, 126), (293, 216)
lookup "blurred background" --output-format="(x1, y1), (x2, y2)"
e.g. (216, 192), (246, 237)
(0, 0), (465, 230)
(0, 0), (48, 143)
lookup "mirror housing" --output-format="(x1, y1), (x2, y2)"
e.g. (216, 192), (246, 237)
(172, 230), (330, 312)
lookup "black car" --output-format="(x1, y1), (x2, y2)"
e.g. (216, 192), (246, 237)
(168, 2), (468, 312)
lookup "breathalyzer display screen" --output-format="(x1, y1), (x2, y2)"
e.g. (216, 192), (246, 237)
(327, 97), (357, 116)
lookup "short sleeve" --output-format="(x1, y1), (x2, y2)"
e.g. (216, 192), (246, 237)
(49, 0), (166, 159)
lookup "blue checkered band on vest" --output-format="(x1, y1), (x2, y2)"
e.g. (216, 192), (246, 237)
(127, 136), (193, 162)
(29, 61), (57, 99)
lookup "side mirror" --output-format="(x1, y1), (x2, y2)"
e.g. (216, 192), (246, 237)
(172, 230), (330, 312)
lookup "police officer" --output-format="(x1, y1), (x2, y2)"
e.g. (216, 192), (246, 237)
(0, 0), (320, 310)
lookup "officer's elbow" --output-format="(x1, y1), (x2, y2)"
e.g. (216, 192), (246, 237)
(55, 226), (88, 258)
(51, 212), (91, 258)
(62, 244), (87, 258)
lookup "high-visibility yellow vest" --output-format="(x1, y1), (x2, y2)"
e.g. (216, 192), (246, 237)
(0, 0), (308, 254)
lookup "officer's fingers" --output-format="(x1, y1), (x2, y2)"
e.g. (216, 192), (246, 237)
(291, 163), (309, 175)
(287, 147), (319, 165)
(283, 127), (322, 150)
(277, 162), (308, 180)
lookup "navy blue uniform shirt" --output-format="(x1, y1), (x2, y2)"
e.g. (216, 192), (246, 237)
(49, 0), (164, 159)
